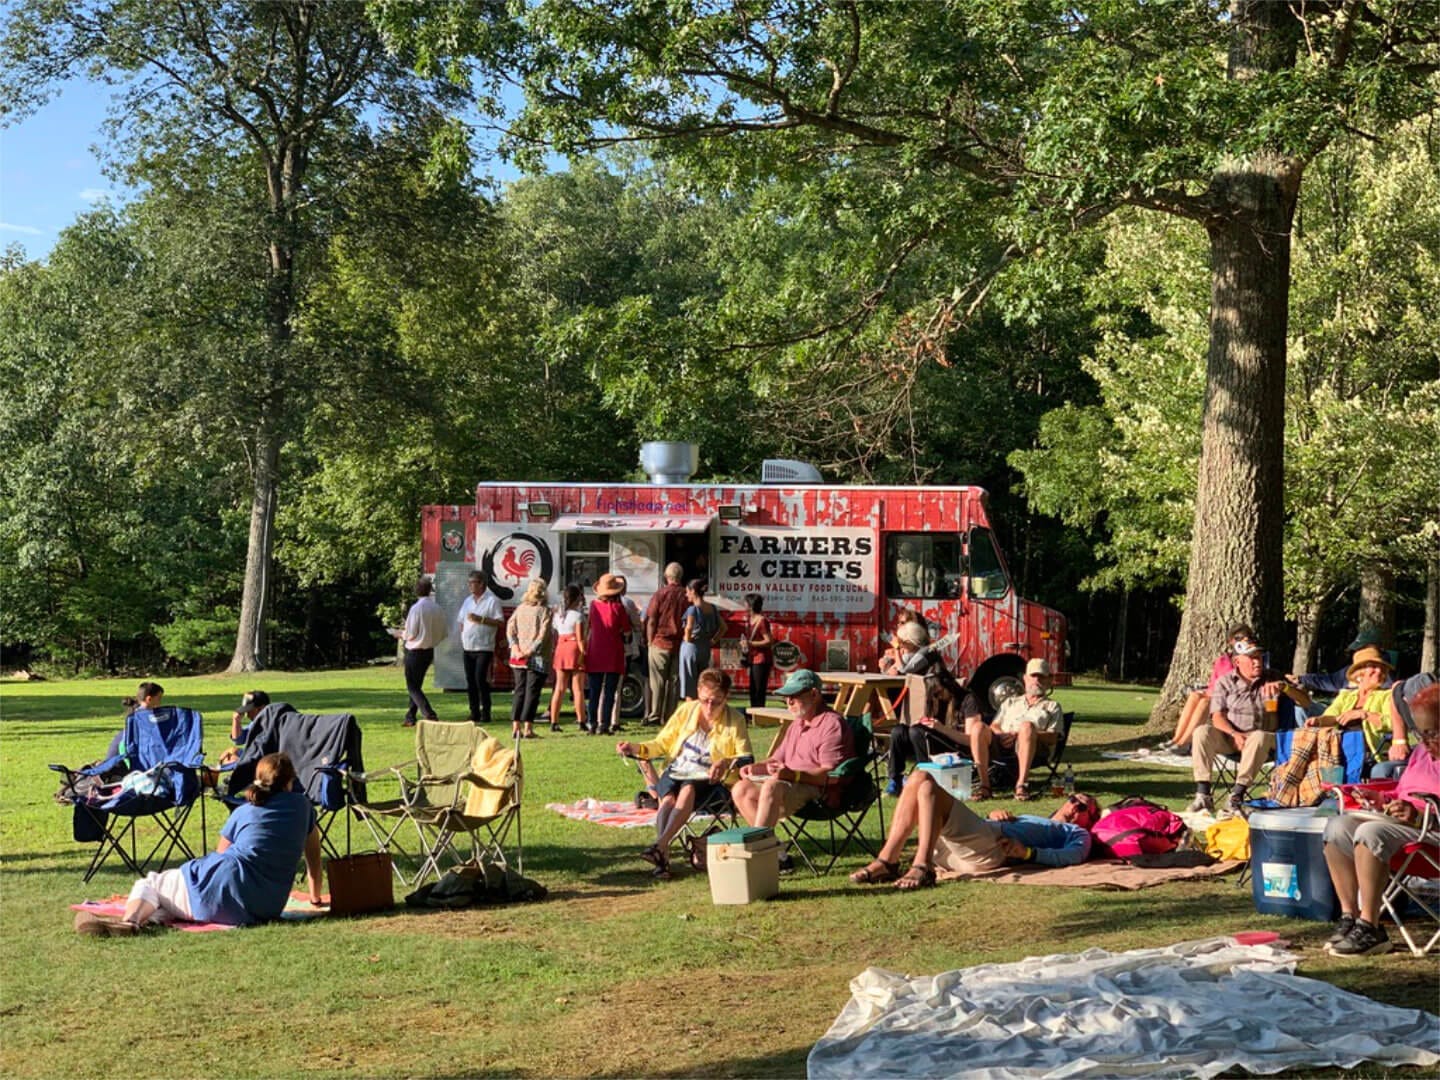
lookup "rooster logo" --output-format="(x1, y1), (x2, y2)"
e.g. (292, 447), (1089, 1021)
(480, 532), (554, 601)
(499, 545), (537, 581)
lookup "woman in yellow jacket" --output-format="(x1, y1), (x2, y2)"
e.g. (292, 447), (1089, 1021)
(616, 667), (753, 879)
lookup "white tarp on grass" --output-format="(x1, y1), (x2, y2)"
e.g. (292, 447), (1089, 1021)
(808, 937), (1440, 1079)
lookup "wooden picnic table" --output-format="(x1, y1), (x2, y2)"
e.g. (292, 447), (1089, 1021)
(821, 671), (906, 728)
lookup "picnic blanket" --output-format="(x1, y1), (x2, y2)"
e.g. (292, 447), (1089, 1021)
(71, 890), (330, 932)
(1101, 747), (1192, 769)
(936, 856), (1241, 890)
(808, 937), (1440, 1079)
(546, 799), (658, 829)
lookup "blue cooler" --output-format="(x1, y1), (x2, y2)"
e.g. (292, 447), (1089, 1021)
(1248, 806), (1340, 921)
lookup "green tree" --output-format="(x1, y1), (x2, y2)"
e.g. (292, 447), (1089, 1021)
(2, 0), (473, 670)
(379, 0), (1440, 718)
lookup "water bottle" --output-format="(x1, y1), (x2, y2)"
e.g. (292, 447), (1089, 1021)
(1062, 764), (1075, 797)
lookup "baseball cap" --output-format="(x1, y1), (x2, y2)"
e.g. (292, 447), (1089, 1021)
(1025, 658), (1052, 677)
(1231, 640), (1263, 657)
(776, 669), (823, 696)
(239, 690), (270, 711)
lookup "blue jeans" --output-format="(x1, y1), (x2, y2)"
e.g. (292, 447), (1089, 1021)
(586, 672), (620, 733)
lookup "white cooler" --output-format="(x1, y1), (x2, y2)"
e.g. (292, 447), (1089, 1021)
(707, 826), (781, 904)
(916, 758), (974, 800)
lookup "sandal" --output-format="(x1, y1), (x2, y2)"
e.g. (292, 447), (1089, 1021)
(894, 864), (936, 891)
(639, 844), (666, 868)
(972, 785), (993, 802)
(651, 864), (673, 881)
(1014, 783), (1032, 802)
(849, 859), (900, 885)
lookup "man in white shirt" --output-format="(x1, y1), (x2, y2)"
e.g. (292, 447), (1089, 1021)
(456, 570), (505, 725)
(392, 577), (449, 727)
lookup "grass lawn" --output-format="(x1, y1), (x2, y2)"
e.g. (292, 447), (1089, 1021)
(2, 670), (1436, 1078)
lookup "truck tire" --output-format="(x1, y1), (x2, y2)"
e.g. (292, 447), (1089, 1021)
(619, 662), (646, 719)
(969, 656), (1025, 718)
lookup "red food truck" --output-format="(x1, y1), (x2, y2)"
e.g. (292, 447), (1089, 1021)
(420, 446), (1067, 717)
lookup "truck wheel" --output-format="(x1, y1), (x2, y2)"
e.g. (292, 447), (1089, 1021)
(619, 668), (646, 719)
(969, 657), (1025, 717)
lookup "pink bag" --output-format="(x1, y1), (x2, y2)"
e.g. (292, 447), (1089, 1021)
(1092, 798), (1187, 860)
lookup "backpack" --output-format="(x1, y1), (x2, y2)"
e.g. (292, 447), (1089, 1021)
(1092, 797), (1188, 861)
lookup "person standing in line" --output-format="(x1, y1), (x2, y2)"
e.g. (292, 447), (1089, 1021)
(506, 578), (553, 740)
(456, 570), (504, 725)
(586, 574), (630, 735)
(612, 576), (645, 731)
(392, 577), (448, 728)
(644, 562), (689, 726)
(549, 584), (588, 732)
(741, 593), (774, 710)
(678, 579), (720, 701)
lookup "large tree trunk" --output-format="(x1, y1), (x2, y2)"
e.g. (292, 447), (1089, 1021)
(1358, 564), (1395, 650)
(1147, 2), (1300, 732)
(1424, 554), (1439, 674)
(1148, 161), (1297, 731)
(228, 430), (281, 672)
(1291, 594), (1326, 676)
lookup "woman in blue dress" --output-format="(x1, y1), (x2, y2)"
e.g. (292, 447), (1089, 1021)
(678, 578), (721, 701)
(75, 752), (322, 936)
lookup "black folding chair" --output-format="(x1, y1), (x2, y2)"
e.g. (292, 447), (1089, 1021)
(776, 716), (887, 875)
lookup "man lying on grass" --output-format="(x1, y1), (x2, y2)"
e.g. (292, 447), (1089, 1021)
(850, 770), (1099, 890)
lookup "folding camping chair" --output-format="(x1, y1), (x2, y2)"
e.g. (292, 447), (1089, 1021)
(219, 707), (365, 859)
(348, 721), (522, 886)
(775, 714), (887, 875)
(985, 711), (1076, 792)
(1380, 794), (1440, 956)
(50, 706), (207, 882)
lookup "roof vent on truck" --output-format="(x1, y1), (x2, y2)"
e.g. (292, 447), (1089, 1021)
(639, 441), (699, 484)
(760, 458), (823, 484)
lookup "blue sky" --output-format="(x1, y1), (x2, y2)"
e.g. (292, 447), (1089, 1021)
(0, 77), (124, 261)
(0, 75), (545, 263)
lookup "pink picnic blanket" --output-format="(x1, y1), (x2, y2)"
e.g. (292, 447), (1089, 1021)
(71, 890), (330, 932)
(545, 799), (658, 829)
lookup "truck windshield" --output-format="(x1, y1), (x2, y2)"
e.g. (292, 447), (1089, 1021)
(966, 527), (1010, 599)
(885, 533), (963, 600)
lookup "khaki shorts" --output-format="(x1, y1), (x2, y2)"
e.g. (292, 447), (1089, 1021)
(932, 796), (1007, 874)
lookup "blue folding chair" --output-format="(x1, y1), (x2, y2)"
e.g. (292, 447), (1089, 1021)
(219, 705), (365, 859)
(50, 706), (206, 882)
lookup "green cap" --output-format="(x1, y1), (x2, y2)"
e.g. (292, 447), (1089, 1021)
(776, 669), (822, 696)
(1347, 629), (1381, 652)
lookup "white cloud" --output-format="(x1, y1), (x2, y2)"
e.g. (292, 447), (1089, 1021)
(78, 187), (111, 203)
(0, 222), (46, 236)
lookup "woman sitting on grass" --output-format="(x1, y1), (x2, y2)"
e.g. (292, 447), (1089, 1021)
(616, 668), (752, 880)
(75, 752), (323, 937)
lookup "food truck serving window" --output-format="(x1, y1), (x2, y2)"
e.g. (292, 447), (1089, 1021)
(885, 533), (963, 599)
(966, 527), (1010, 599)
(563, 533), (609, 589)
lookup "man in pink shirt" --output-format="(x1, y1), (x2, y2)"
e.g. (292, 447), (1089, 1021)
(732, 669), (853, 828)
(1322, 682), (1440, 956)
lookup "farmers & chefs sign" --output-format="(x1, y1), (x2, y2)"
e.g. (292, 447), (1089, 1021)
(716, 526), (874, 614)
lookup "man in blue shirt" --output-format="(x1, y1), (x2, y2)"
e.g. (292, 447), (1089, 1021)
(1288, 630), (1397, 695)
(849, 770), (1097, 889)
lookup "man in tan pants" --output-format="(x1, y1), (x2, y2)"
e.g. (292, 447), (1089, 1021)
(1190, 638), (1284, 813)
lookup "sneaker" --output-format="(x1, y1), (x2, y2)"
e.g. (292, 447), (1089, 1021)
(1329, 919), (1391, 957)
(884, 777), (903, 798)
(777, 851), (795, 874)
(1187, 792), (1214, 813)
(1226, 790), (1247, 814)
(1327, 914), (1357, 946)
